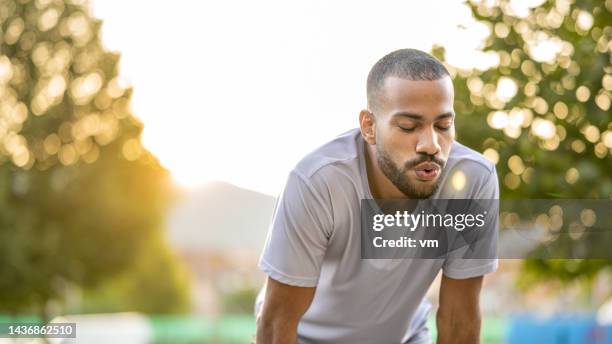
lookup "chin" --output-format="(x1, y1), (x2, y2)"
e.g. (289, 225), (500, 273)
(412, 179), (440, 197)
(407, 174), (438, 186)
(417, 187), (436, 197)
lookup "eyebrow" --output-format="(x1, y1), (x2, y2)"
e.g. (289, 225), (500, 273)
(391, 112), (454, 121)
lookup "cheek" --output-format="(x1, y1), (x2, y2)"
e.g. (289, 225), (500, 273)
(386, 132), (418, 161)
(438, 129), (455, 155)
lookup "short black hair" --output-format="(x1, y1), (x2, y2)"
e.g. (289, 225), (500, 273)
(366, 48), (450, 111)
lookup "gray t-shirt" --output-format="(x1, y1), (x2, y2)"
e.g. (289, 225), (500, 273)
(256, 128), (499, 344)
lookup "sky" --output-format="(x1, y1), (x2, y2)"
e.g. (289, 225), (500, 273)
(90, 0), (501, 196)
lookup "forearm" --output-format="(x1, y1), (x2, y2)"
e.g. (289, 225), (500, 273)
(435, 308), (481, 344)
(256, 316), (298, 344)
(255, 277), (315, 344)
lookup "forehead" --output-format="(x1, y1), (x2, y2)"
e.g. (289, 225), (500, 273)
(378, 76), (454, 117)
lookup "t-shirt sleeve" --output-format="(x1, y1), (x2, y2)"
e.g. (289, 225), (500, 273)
(443, 166), (499, 280)
(258, 170), (332, 287)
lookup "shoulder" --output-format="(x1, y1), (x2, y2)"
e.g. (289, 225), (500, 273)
(438, 141), (499, 198)
(284, 128), (363, 209)
(447, 141), (495, 176)
(293, 128), (361, 179)
(291, 128), (362, 192)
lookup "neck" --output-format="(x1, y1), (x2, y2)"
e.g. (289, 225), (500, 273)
(364, 141), (407, 199)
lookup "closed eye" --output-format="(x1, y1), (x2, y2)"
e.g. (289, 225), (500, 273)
(436, 120), (453, 131)
(399, 126), (416, 133)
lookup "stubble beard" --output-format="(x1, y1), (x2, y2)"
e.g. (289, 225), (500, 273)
(376, 145), (443, 199)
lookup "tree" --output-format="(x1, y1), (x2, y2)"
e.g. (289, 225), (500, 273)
(0, 0), (189, 317)
(433, 0), (611, 283)
(80, 231), (192, 315)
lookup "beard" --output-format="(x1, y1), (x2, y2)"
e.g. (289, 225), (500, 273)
(376, 145), (446, 199)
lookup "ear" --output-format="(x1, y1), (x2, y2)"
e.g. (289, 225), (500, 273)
(359, 109), (376, 145)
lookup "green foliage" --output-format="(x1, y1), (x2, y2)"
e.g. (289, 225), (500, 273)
(437, 0), (611, 198)
(0, 0), (189, 316)
(222, 287), (259, 315)
(80, 231), (192, 315)
(434, 0), (611, 284)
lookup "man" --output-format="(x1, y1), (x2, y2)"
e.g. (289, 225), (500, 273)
(255, 49), (499, 344)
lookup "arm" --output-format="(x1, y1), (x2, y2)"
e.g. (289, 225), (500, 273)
(436, 274), (483, 344)
(256, 277), (316, 344)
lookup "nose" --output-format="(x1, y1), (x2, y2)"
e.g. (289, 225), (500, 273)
(416, 127), (441, 156)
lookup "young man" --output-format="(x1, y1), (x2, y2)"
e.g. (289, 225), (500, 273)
(255, 49), (499, 344)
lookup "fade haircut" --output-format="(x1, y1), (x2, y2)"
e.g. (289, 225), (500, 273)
(366, 48), (450, 111)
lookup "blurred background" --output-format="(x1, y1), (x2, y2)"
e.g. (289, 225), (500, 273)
(0, 0), (610, 343)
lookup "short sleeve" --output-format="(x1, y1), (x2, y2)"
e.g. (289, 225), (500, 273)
(258, 171), (332, 287)
(443, 167), (499, 279)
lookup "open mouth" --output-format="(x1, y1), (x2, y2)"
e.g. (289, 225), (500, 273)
(413, 163), (440, 181)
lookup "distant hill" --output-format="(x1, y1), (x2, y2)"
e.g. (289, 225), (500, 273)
(165, 181), (277, 252)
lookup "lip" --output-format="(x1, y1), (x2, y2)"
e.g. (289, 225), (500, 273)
(413, 162), (440, 181)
